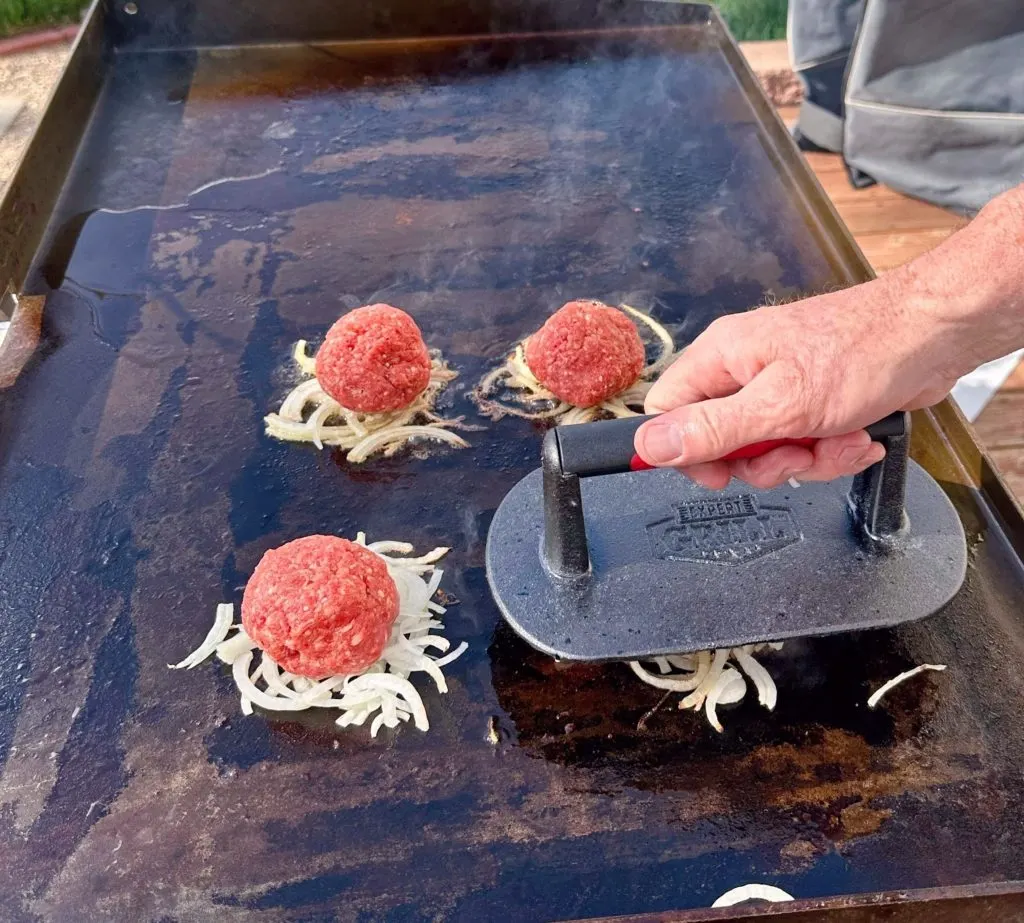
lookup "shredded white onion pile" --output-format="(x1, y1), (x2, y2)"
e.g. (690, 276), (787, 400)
(473, 304), (679, 425)
(170, 538), (467, 736)
(265, 342), (474, 462)
(712, 884), (795, 908)
(867, 662), (946, 709)
(629, 643), (783, 733)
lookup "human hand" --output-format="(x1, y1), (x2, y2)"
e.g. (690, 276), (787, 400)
(633, 274), (961, 489)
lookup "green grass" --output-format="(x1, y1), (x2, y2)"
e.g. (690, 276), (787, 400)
(715, 0), (788, 41)
(0, 0), (82, 36)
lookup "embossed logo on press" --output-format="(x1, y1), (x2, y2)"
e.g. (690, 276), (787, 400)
(646, 494), (801, 565)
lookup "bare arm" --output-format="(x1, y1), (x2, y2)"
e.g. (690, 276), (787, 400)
(634, 182), (1024, 489)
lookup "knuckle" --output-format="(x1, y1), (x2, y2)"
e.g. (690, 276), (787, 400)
(704, 315), (737, 339)
(739, 466), (777, 489)
(644, 378), (672, 413)
(741, 370), (805, 435)
(768, 359), (820, 432)
(686, 405), (727, 459)
(793, 467), (832, 483)
(682, 462), (728, 489)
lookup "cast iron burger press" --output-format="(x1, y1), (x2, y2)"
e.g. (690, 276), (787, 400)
(486, 412), (967, 661)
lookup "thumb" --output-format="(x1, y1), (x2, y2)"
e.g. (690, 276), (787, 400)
(635, 364), (803, 466)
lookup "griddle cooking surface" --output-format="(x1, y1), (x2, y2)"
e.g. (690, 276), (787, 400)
(2, 26), (1024, 923)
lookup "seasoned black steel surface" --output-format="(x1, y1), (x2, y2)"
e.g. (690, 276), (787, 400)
(487, 463), (967, 660)
(1, 10), (1024, 923)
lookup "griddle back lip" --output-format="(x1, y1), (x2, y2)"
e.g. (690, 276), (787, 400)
(109, 0), (717, 52)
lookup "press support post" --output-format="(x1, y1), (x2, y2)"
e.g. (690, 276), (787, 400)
(541, 430), (590, 578)
(848, 412), (910, 547)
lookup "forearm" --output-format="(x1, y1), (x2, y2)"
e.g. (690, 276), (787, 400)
(635, 184), (1024, 485)
(891, 181), (1024, 378)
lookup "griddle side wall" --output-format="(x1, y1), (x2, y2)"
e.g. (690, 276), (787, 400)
(110, 0), (712, 50)
(0, 0), (109, 296)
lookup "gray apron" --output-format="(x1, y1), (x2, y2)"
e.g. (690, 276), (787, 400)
(789, 0), (1024, 213)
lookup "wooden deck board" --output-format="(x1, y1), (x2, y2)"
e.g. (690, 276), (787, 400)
(987, 449), (1024, 500)
(1004, 362), (1024, 390)
(974, 353), (1024, 499)
(974, 391), (1024, 450)
(739, 40), (790, 75)
(797, 152), (966, 269)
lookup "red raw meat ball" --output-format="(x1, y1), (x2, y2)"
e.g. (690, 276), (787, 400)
(315, 304), (432, 413)
(525, 300), (645, 407)
(241, 535), (399, 678)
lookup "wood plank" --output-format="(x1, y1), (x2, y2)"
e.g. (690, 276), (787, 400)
(1003, 358), (1024, 391)
(799, 151), (847, 175)
(809, 170), (965, 221)
(776, 104), (799, 126)
(851, 226), (960, 273)
(740, 40), (790, 74)
(813, 172), (888, 199)
(974, 391), (1024, 449)
(830, 195), (966, 235)
(987, 447), (1024, 501)
(812, 175), (963, 217)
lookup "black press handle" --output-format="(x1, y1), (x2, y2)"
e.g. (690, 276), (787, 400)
(541, 412), (911, 578)
(552, 412), (908, 478)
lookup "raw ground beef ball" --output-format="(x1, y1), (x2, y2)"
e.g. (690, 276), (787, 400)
(315, 304), (432, 413)
(241, 535), (399, 678)
(524, 300), (646, 407)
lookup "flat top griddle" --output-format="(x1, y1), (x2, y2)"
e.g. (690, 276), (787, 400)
(1, 4), (1024, 921)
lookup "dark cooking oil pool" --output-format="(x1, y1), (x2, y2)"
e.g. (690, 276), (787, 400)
(1, 31), (1024, 922)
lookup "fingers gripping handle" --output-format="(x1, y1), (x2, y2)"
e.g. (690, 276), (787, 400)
(541, 412), (910, 578)
(549, 412), (907, 475)
(631, 436), (819, 470)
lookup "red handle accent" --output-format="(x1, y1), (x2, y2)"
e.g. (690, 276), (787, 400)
(630, 437), (818, 471)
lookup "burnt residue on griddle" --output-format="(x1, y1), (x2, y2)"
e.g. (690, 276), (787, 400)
(490, 621), (932, 785)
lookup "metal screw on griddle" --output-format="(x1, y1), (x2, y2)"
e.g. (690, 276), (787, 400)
(124, 2), (138, 14)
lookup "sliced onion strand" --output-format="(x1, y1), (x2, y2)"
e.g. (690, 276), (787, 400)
(868, 663), (947, 709)
(170, 603), (235, 669)
(629, 645), (782, 732)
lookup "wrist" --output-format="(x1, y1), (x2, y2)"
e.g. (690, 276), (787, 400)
(888, 184), (1024, 377)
